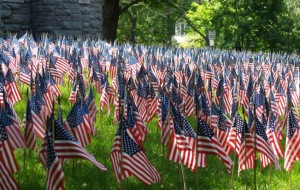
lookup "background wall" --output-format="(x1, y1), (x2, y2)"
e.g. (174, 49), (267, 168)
(0, 0), (103, 38)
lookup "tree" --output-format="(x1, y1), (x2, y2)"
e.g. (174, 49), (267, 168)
(102, 0), (197, 43)
(185, 0), (300, 52)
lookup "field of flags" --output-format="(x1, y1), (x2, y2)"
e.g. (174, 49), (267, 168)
(0, 32), (300, 189)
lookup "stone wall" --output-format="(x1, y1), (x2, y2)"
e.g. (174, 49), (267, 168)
(0, 0), (103, 38)
(0, 0), (31, 35)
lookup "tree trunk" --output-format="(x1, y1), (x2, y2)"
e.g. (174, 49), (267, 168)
(102, 0), (120, 42)
(130, 10), (137, 45)
(167, 13), (173, 46)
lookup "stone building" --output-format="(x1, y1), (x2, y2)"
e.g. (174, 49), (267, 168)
(0, 0), (103, 37)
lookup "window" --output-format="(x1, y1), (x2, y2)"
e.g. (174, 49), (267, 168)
(175, 20), (186, 37)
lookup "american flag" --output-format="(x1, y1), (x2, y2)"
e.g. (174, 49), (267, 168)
(135, 81), (146, 122)
(216, 101), (232, 153)
(110, 117), (160, 185)
(4, 68), (21, 104)
(127, 101), (148, 146)
(275, 83), (286, 116)
(19, 63), (31, 85)
(168, 103), (196, 171)
(86, 85), (97, 133)
(254, 90), (264, 123)
(40, 130), (65, 190)
(100, 82), (110, 115)
(246, 73), (254, 100)
(0, 85), (5, 109)
(0, 110), (19, 174)
(270, 90), (281, 117)
(92, 70), (101, 94)
(80, 98), (93, 136)
(40, 118), (107, 173)
(284, 105), (300, 171)
(31, 94), (46, 139)
(254, 117), (280, 169)
(200, 92), (211, 122)
(148, 70), (159, 93)
(34, 82), (48, 121)
(180, 75), (187, 100)
(56, 57), (70, 74)
(238, 75), (247, 106)
(227, 114), (255, 174)
(289, 80), (299, 107)
(64, 102), (91, 147)
(0, 156), (18, 189)
(48, 72), (62, 97)
(24, 98), (37, 151)
(210, 102), (220, 132)
(197, 118), (232, 173)
(144, 83), (157, 123)
(171, 87), (184, 115)
(185, 73), (195, 117)
(3, 101), (26, 150)
(215, 75), (224, 105)
(158, 93), (173, 146)
(48, 57), (64, 85)
(266, 113), (284, 159)
(110, 56), (117, 79)
(69, 80), (78, 103)
(39, 74), (54, 114)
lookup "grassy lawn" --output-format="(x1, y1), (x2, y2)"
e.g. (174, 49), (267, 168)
(11, 78), (300, 190)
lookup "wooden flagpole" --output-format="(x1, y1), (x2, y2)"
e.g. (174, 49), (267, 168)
(253, 82), (258, 190)
(230, 78), (239, 189)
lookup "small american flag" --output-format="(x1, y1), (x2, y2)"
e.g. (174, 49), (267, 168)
(24, 98), (37, 151)
(185, 73), (195, 117)
(31, 94), (46, 139)
(100, 82), (110, 115)
(40, 118), (107, 173)
(0, 110), (19, 174)
(0, 156), (18, 189)
(158, 93), (173, 146)
(270, 90), (281, 117)
(69, 80), (78, 103)
(127, 101), (148, 145)
(64, 102), (91, 147)
(266, 113), (284, 159)
(42, 130), (65, 190)
(4, 68), (21, 104)
(284, 105), (300, 171)
(110, 117), (160, 185)
(3, 101), (26, 150)
(227, 114), (255, 174)
(86, 85), (97, 134)
(255, 117), (280, 170)
(168, 103), (196, 171)
(197, 118), (232, 173)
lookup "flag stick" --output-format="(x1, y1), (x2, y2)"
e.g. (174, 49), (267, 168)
(230, 93), (238, 189)
(171, 94), (187, 190)
(253, 84), (257, 190)
(195, 76), (200, 190)
(118, 82), (126, 190)
(289, 170), (292, 190)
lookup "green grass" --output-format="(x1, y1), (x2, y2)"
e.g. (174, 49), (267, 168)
(11, 80), (300, 190)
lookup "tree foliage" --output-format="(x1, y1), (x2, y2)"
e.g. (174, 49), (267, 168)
(185, 0), (300, 53)
(107, 0), (300, 53)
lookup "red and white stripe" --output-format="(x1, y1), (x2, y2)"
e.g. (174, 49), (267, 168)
(110, 137), (160, 185)
(64, 121), (91, 147)
(197, 135), (232, 173)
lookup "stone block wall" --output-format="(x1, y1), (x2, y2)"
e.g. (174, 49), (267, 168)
(0, 0), (31, 35)
(0, 0), (103, 38)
